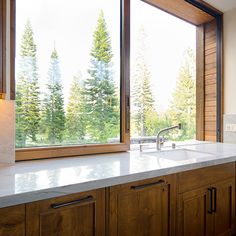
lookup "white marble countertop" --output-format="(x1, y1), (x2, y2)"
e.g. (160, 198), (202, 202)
(1, 142), (236, 208)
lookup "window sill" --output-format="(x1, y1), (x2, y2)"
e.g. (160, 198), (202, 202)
(15, 143), (129, 161)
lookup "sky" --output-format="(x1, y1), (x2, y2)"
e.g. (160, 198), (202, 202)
(16, 0), (196, 112)
(131, 0), (196, 112)
(16, 0), (120, 105)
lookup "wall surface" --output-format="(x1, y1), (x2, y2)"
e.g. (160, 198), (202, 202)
(223, 7), (236, 143)
(0, 100), (15, 164)
(0, 0), (15, 164)
(224, 7), (236, 114)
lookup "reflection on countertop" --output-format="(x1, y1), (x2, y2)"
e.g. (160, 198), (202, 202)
(1, 142), (236, 207)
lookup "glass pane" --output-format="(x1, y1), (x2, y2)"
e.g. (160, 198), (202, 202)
(130, 0), (196, 147)
(15, 0), (120, 148)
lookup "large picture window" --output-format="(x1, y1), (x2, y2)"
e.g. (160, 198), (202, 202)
(11, 0), (221, 160)
(15, 0), (122, 150)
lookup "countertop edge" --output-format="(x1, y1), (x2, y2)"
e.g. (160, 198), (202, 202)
(1, 154), (236, 208)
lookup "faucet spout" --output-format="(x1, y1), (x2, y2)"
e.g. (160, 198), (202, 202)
(156, 123), (181, 150)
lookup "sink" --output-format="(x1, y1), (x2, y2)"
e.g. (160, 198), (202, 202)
(142, 149), (215, 163)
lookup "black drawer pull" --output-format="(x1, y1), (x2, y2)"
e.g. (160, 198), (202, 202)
(212, 187), (217, 213)
(208, 188), (213, 214)
(131, 180), (166, 190)
(51, 195), (94, 209)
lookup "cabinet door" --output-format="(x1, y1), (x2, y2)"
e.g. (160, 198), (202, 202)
(0, 205), (25, 236)
(213, 178), (235, 236)
(108, 176), (175, 236)
(177, 187), (213, 236)
(26, 189), (105, 236)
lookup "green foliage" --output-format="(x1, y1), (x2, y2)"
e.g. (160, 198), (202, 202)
(83, 10), (119, 142)
(167, 48), (196, 141)
(15, 17), (196, 148)
(42, 48), (65, 144)
(90, 11), (113, 63)
(65, 74), (86, 142)
(131, 27), (157, 137)
(16, 20), (41, 147)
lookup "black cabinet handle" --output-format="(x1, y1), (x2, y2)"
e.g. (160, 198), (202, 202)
(51, 195), (94, 209)
(208, 188), (213, 214)
(131, 179), (166, 190)
(212, 187), (217, 213)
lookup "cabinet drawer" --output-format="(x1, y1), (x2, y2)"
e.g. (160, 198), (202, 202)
(177, 163), (235, 193)
(110, 175), (172, 192)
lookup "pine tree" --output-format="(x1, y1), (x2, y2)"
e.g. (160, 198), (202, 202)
(16, 20), (41, 147)
(66, 73), (86, 143)
(168, 48), (196, 140)
(42, 48), (65, 144)
(131, 27), (156, 137)
(83, 10), (119, 142)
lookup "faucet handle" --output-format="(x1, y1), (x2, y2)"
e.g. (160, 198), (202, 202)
(140, 143), (149, 152)
(178, 123), (182, 129)
(160, 137), (165, 143)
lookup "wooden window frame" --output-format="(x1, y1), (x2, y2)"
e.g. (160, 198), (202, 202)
(0, 0), (6, 98)
(10, 0), (222, 161)
(14, 0), (130, 161)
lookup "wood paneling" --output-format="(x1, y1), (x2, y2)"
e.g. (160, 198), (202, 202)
(26, 189), (105, 236)
(196, 20), (218, 142)
(0, 205), (25, 236)
(204, 20), (217, 142)
(196, 25), (205, 140)
(143, 0), (214, 25)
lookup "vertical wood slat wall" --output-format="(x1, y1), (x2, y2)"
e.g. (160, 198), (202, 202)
(204, 20), (217, 142)
(197, 19), (217, 142)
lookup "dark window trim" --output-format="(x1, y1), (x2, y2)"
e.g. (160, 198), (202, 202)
(0, 0), (6, 97)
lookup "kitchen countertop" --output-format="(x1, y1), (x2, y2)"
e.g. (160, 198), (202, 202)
(1, 142), (236, 208)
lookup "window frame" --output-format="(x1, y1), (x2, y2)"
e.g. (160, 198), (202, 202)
(7, 0), (222, 161)
(0, 0), (6, 98)
(14, 0), (131, 161)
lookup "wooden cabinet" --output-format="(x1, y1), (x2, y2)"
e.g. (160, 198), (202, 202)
(213, 178), (235, 236)
(0, 163), (235, 236)
(0, 205), (25, 236)
(177, 163), (235, 236)
(177, 187), (213, 236)
(26, 189), (105, 236)
(107, 175), (176, 236)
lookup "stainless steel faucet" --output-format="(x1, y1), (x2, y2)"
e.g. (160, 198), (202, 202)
(156, 123), (182, 150)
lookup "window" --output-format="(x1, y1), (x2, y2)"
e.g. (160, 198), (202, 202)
(15, 0), (129, 159)
(11, 0), (222, 160)
(130, 0), (196, 146)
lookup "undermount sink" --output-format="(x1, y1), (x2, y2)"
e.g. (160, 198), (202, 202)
(142, 149), (215, 162)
